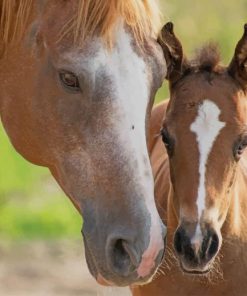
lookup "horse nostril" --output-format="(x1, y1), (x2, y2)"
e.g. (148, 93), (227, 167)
(174, 228), (184, 254)
(174, 227), (198, 263)
(202, 231), (219, 260)
(110, 239), (138, 276)
(113, 239), (130, 271)
(183, 244), (197, 262)
(208, 233), (219, 258)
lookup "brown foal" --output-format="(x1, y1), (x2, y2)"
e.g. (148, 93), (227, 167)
(133, 23), (247, 295)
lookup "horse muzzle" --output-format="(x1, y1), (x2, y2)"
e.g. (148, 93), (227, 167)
(174, 225), (221, 275)
(82, 216), (166, 286)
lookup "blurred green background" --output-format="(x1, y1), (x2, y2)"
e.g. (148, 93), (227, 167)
(0, 0), (246, 241)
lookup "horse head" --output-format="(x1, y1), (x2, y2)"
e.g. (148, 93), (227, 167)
(159, 22), (247, 274)
(0, 0), (167, 286)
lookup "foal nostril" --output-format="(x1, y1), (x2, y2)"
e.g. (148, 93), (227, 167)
(174, 227), (198, 263)
(109, 239), (138, 276)
(183, 244), (197, 262)
(174, 230), (182, 254)
(202, 231), (219, 259)
(208, 233), (219, 258)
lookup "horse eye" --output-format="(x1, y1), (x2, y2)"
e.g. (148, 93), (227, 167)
(161, 128), (174, 156)
(59, 71), (80, 92)
(234, 138), (247, 160)
(161, 129), (170, 146)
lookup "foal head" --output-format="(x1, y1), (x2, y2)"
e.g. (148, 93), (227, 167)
(159, 23), (247, 274)
(0, 0), (167, 286)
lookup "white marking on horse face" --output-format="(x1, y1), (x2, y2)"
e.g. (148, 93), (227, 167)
(110, 24), (164, 279)
(104, 25), (165, 277)
(190, 100), (225, 241)
(63, 23), (165, 277)
(191, 223), (203, 245)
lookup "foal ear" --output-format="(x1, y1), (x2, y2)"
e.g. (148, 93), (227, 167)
(228, 24), (247, 89)
(158, 22), (185, 84)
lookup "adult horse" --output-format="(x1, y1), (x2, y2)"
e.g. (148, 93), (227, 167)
(0, 0), (167, 287)
(133, 23), (247, 295)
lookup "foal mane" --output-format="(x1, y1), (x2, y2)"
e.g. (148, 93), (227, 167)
(0, 0), (161, 54)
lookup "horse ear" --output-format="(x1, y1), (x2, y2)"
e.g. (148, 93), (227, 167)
(228, 24), (247, 89)
(158, 22), (185, 84)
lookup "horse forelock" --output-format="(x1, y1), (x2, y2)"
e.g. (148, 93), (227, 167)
(73, 0), (162, 47)
(0, 0), (34, 47)
(0, 0), (162, 54)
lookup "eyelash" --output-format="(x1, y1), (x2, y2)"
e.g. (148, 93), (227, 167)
(161, 129), (174, 156)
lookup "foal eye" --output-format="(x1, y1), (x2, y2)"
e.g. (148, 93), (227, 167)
(234, 138), (247, 160)
(59, 71), (80, 92)
(161, 128), (174, 156)
(161, 129), (170, 146)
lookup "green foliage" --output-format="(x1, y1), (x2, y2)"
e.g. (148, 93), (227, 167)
(0, 126), (81, 240)
(0, 0), (246, 239)
(0, 193), (81, 240)
(0, 127), (46, 195)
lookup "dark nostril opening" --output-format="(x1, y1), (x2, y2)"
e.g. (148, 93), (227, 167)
(174, 227), (188, 255)
(208, 233), (219, 258)
(202, 231), (219, 260)
(113, 239), (130, 269)
(174, 230), (182, 254)
(110, 239), (136, 276)
(183, 244), (196, 262)
(174, 227), (198, 263)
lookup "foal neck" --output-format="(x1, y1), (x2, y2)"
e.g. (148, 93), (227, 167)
(222, 159), (247, 241)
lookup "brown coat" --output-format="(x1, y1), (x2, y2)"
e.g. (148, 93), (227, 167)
(133, 101), (247, 296)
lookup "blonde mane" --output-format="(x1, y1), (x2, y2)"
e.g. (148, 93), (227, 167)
(0, 0), (33, 53)
(0, 0), (162, 53)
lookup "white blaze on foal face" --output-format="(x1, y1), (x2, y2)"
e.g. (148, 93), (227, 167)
(190, 100), (226, 239)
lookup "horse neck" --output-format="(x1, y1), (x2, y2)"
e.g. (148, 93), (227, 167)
(222, 158), (247, 241)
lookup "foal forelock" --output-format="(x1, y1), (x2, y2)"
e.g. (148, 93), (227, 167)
(190, 100), (226, 239)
